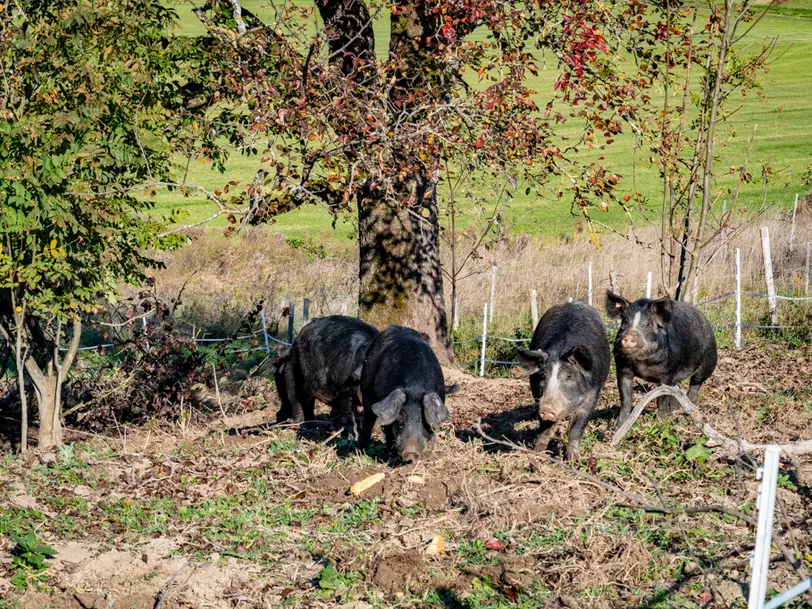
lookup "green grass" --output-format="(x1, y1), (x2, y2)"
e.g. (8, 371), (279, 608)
(151, 1), (812, 243)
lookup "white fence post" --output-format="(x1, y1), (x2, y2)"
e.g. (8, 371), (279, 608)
(142, 317), (150, 352)
(530, 289), (539, 329)
(302, 298), (310, 325)
(805, 242), (810, 298)
(646, 272), (652, 299)
(339, 303), (347, 315)
(588, 261), (593, 307)
(479, 303), (488, 378)
(692, 268), (700, 306)
(747, 446), (781, 609)
(789, 193), (798, 249)
(453, 295), (459, 331)
(760, 227), (779, 327)
(736, 248), (742, 349)
(261, 310), (270, 354)
(489, 266), (497, 323)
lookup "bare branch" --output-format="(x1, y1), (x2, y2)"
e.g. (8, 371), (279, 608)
(611, 386), (812, 456)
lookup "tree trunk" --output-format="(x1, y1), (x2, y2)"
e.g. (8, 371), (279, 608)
(315, 0), (454, 360)
(358, 176), (453, 360)
(32, 372), (62, 448)
(22, 317), (80, 448)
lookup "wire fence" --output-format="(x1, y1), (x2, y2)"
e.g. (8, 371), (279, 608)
(4, 225), (810, 376)
(17, 279), (803, 375)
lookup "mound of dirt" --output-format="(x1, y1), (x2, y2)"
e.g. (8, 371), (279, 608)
(21, 538), (265, 609)
(370, 551), (427, 594)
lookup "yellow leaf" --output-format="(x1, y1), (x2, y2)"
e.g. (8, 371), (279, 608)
(15, 306), (22, 312)
(50, 239), (57, 250)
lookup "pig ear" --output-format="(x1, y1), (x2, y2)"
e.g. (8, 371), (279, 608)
(444, 383), (460, 396)
(605, 291), (628, 319)
(567, 346), (593, 372)
(371, 389), (406, 426)
(516, 349), (547, 374)
(423, 392), (449, 429)
(651, 297), (673, 325)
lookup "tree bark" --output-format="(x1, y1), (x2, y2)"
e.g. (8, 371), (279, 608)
(32, 373), (61, 448)
(316, 0), (454, 360)
(23, 317), (81, 448)
(357, 176), (452, 359)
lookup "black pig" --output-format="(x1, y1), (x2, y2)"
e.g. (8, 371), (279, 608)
(274, 315), (378, 436)
(360, 326), (457, 462)
(517, 302), (610, 460)
(606, 291), (717, 424)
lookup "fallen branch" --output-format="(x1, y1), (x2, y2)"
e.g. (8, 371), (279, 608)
(610, 386), (812, 456)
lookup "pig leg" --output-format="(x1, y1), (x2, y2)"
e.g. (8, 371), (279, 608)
(279, 364), (309, 423)
(301, 393), (316, 422)
(359, 408), (376, 449)
(565, 411), (589, 461)
(534, 420), (556, 452)
(617, 373), (635, 426)
(274, 365), (293, 424)
(687, 377), (702, 403)
(656, 376), (679, 419)
(331, 393), (358, 440)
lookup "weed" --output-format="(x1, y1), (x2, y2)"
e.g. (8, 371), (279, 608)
(0, 507), (45, 538)
(285, 236), (328, 260)
(756, 403), (774, 425)
(457, 539), (497, 566)
(58, 443), (76, 466)
(316, 562), (362, 593)
(685, 442), (711, 464)
(10, 531), (57, 592)
(777, 473), (797, 490)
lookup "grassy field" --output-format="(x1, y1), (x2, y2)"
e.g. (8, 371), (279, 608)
(153, 1), (812, 243)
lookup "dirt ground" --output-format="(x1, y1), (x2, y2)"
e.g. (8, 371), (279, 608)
(1, 341), (811, 608)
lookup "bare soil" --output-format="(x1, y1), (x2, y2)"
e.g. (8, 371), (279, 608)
(1, 342), (811, 608)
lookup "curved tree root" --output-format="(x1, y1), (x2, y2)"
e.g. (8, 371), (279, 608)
(610, 385), (812, 456)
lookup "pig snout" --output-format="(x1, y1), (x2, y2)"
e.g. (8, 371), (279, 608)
(539, 407), (557, 422)
(398, 434), (434, 462)
(621, 329), (642, 351)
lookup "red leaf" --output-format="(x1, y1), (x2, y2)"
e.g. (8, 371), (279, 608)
(475, 137), (483, 148)
(485, 537), (505, 551)
(698, 591), (713, 604)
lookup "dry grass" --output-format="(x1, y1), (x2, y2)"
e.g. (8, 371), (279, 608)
(447, 200), (812, 327)
(142, 198), (812, 342)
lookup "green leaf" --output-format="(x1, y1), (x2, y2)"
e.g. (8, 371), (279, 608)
(685, 443), (711, 463)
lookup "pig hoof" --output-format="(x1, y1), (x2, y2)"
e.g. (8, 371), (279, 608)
(533, 437), (550, 452)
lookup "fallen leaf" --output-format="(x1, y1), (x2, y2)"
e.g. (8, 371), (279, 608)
(405, 475), (425, 485)
(485, 537), (505, 551)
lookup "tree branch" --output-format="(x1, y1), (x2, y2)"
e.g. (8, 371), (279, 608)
(611, 385), (812, 456)
(59, 317), (82, 377)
